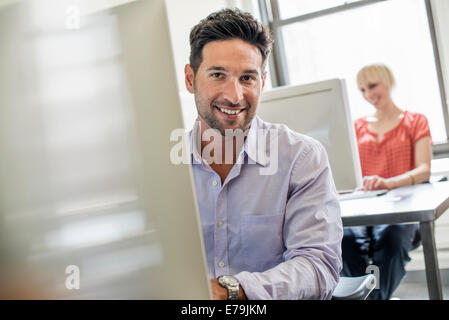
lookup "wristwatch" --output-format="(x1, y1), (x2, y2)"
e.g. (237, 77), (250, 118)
(218, 275), (239, 300)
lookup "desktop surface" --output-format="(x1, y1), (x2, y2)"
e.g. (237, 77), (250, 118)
(338, 181), (449, 300)
(340, 181), (449, 226)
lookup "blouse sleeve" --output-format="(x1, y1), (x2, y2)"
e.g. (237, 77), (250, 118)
(354, 117), (364, 139)
(412, 113), (432, 144)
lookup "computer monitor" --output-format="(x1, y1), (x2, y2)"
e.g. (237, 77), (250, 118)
(257, 79), (363, 192)
(0, 0), (210, 299)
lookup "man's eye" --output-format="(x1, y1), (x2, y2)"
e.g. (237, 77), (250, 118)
(241, 75), (254, 81)
(211, 73), (222, 78)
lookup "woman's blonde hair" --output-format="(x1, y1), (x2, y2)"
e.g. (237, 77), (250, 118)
(357, 64), (395, 90)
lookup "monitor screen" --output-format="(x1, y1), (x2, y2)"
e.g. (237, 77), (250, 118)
(257, 79), (362, 192)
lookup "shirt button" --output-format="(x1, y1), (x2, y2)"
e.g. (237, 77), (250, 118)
(218, 261), (225, 267)
(212, 180), (218, 186)
(217, 221), (223, 227)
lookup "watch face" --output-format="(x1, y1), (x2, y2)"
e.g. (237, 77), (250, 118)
(219, 276), (239, 300)
(222, 275), (238, 286)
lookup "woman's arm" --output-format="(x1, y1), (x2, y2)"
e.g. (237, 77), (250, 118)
(389, 136), (432, 188)
(363, 136), (432, 190)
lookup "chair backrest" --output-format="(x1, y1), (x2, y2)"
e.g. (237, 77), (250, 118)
(332, 275), (376, 300)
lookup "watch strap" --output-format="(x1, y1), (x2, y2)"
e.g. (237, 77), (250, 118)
(218, 275), (239, 300)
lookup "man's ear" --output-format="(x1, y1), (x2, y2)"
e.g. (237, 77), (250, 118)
(185, 64), (195, 94)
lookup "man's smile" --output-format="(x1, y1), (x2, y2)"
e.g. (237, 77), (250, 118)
(214, 105), (246, 116)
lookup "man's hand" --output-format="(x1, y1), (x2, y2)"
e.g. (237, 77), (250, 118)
(209, 279), (247, 300)
(210, 279), (228, 300)
(362, 175), (394, 190)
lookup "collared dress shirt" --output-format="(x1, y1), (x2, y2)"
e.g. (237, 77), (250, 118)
(189, 115), (343, 300)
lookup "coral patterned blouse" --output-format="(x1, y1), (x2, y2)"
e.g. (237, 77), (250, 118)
(355, 111), (432, 179)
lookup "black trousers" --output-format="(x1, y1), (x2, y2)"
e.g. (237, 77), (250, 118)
(341, 223), (420, 300)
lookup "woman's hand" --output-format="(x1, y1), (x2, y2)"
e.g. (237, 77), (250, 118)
(362, 175), (394, 190)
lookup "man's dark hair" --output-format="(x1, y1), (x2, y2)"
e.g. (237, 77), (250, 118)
(189, 8), (273, 74)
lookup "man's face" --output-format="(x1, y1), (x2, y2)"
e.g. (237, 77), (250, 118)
(185, 39), (266, 135)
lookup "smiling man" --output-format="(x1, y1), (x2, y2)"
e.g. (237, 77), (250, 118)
(187, 38), (260, 135)
(184, 9), (343, 300)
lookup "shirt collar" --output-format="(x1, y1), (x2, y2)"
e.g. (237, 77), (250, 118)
(243, 116), (270, 167)
(190, 119), (203, 165)
(189, 115), (270, 167)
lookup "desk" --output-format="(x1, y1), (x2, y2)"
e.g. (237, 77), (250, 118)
(339, 181), (449, 300)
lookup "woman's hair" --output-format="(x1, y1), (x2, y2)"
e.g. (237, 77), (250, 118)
(357, 64), (395, 90)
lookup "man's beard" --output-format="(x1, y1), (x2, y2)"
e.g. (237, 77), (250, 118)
(196, 98), (254, 136)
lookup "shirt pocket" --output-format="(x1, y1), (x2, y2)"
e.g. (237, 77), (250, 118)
(241, 214), (284, 272)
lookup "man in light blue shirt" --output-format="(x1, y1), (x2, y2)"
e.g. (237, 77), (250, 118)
(184, 8), (343, 300)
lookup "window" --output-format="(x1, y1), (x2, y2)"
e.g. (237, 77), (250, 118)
(277, 0), (363, 19)
(261, 0), (449, 151)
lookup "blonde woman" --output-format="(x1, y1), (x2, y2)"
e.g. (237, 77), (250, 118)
(342, 64), (432, 299)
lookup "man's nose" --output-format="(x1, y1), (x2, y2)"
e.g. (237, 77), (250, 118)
(223, 79), (243, 105)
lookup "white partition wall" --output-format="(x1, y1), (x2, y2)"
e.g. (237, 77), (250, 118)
(0, 0), (210, 299)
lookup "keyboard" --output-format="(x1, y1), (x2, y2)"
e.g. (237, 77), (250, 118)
(337, 189), (389, 201)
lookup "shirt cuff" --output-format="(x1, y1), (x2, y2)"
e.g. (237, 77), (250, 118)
(233, 271), (272, 300)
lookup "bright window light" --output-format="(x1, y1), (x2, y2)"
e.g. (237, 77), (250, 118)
(280, 0), (446, 142)
(278, 0), (363, 19)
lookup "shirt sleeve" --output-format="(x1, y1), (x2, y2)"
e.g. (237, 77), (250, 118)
(412, 113), (432, 144)
(354, 117), (365, 138)
(234, 140), (343, 300)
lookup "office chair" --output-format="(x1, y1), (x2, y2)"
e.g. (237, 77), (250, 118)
(332, 274), (376, 300)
